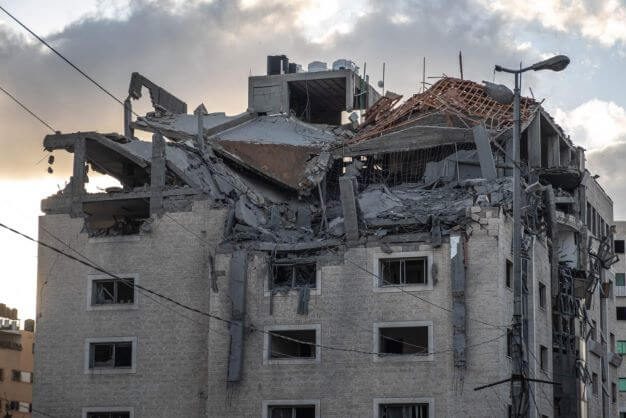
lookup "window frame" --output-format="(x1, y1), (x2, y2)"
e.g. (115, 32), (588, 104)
(84, 337), (137, 375)
(618, 307), (626, 321)
(87, 273), (139, 311)
(82, 407), (134, 418)
(506, 259), (513, 289)
(619, 377), (626, 392)
(263, 324), (321, 365)
(262, 400), (320, 418)
(373, 321), (434, 362)
(538, 282), (546, 309)
(617, 341), (626, 355)
(373, 251), (433, 293)
(373, 397), (435, 418)
(539, 345), (548, 372)
(616, 273), (626, 287)
(265, 263), (321, 297)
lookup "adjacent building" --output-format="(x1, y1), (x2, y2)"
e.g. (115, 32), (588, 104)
(612, 222), (626, 418)
(33, 56), (619, 417)
(0, 305), (34, 417)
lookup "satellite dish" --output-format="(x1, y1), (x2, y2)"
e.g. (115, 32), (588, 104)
(377, 80), (384, 88)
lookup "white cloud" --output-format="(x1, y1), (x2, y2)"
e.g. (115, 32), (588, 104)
(475, 0), (626, 46)
(554, 99), (626, 150)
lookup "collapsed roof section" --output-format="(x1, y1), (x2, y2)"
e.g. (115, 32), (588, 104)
(352, 77), (568, 145)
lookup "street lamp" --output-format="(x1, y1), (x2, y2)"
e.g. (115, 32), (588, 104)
(487, 55), (570, 418)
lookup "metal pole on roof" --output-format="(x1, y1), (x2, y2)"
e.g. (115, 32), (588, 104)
(511, 69), (525, 418)
(479, 54), (569, 418)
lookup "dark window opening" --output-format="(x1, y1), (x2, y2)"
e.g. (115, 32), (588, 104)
(380, 258), (427, 286)
(615, 240), (625, 254)
(612, 382), (617, 403)
(269, 329), (316, 359)
(539, 282), (546, 308)
(87, 413), (131, 418)
(269, 405), (315, 418)
(84, 199), (149, 237)
(506, 260), (512, 288)
(540, 345), (548, 370)
(90, 342), (132, 369)
(271, 263), (316, 290)
(287, 78), (345, 125)
(92, 278), (134, 305)
(507, 329), (513, 357)
(617, 307), (626, 321)
(592, 372), (598, 395)
(379, 326), (429, 355)
(379, 403), (429, 418)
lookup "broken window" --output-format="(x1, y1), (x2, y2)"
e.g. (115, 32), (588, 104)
(271, 263), (316, 290)
(617, 307), (626, 321)
(269, 329), (316, 359)
(379, 258), (427, 287)
(615, 240), (625, 254)
(87, 413), (131, 418)
(379, 403), (429, 418)
(505, 259), (512, 288)
(84, 199), (149, 237)
(378, 326), (429, 356)
(540, 345), (548, 371)
(92, 278), (134, 305)
(539, 282), (546, 308)
(89, 342), (132, 369)
(268, 405), (315, 418)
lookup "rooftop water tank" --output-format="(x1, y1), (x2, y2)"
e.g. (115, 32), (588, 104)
(308, 61), (328, 72)
(332, 59), (357, 72)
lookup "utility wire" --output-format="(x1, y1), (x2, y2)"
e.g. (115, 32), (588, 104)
(0, 220), (507, 358)
(0, 84), (56, 133)
(0, 5), (124, 109)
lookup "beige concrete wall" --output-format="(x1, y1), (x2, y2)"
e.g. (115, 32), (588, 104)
(33, 201), (227, 418)
(0, 330), (34, 417)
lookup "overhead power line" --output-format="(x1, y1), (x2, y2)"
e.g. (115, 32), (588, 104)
(0, 84), (56, 133)
(0, 5), (125, 109)
(0, 220), (507, 359)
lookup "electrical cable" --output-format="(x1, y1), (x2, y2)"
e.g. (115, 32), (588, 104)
(0, 220), (508, 359)
(0, 83), (56, 133)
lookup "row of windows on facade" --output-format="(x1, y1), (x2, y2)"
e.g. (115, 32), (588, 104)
(95, 257), (542, 308)
(86, 325), (431, 372)
(0, 399), (32, 413)
(0, 368), (33, 383)
(505, 260), (547, 308)
(81, 403), (430, 418)
(586, 201), (610, 239)
(87, 257), (428, 309)
(591, 373), (620, 405)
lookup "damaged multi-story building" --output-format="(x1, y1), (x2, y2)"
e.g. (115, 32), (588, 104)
(33, 55), (620, 417)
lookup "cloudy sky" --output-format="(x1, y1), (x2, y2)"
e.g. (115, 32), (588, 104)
(1, 0), (626, 320)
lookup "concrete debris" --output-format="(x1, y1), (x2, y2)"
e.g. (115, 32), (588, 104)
(327, 217), (345, 237)
(357, 177), (513, 233)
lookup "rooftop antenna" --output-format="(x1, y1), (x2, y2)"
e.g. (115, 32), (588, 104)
(459, 51), (464, 80)
(421, 57), (426, 92)
(377, 62), (386, 96)
(528, 86), (535, 100)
